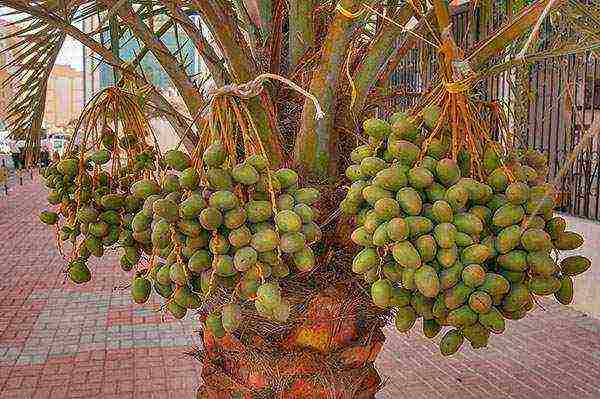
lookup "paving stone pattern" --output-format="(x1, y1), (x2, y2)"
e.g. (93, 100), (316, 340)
(377, 303), (600, 398)
(0, 176), (201, 398)
(1, 175), (600, 398)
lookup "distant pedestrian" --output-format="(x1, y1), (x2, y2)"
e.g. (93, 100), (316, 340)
(40, 149), (49, 167)
(15, 141), (27, 170)
(17, 149), (25, 170)
(10, 141), (20, 170)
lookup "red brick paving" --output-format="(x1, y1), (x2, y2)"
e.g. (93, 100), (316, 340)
(1, 173), (600, 398)
(0, 174), (200, 398)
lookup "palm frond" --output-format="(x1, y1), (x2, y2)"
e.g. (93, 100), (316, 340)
(1, 3), (77, 146)
(476, 0), (600, 79)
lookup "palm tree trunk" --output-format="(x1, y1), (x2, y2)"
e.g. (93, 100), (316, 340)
(196, 280), (386, 398)
(294, 0), (365, 178)
(190, 0), (285, 166)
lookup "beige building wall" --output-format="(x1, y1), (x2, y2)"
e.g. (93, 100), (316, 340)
(150, 118), (183, 152)
(44, 64), (83, 129)
(0, 59), (14, 127)
(561, 215), (600, 319)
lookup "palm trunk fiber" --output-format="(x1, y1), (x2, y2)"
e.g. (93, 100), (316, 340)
(196, 275), (387, 398)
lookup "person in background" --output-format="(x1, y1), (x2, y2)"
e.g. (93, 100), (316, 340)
(40, 148), (49, 167)
(17, 140), (27, 170)
(17, 148), (25, 170)
(10, 140), (20, 170)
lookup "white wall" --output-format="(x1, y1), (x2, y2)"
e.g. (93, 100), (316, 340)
(560, 214), (600, 319)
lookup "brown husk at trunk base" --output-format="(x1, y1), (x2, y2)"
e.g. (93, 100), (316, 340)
(193, 211), (389, 399)
(193, 240), (390, 398)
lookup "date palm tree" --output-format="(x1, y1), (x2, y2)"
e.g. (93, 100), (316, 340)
(2, 0), (598, 397)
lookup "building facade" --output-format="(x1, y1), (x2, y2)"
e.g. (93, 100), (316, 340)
(83, 14), (203, 103)
(81, 13), (207, 151)
(44, 64), (84, 130)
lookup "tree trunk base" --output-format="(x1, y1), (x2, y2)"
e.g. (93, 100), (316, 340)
(196, 280), (387, 398)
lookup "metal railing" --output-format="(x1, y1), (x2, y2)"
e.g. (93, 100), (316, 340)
(388, 3), (600, 220)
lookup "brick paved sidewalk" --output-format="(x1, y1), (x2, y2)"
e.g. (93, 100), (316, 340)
(1, 175), (600, 399)
(377, 303), (600, 398)
(0, 175), (201, 398)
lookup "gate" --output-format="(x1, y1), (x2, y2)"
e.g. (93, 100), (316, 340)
(388, 2), (600, 220)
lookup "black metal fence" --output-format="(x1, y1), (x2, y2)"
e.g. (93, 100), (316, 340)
(389, 3), (600, 221)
